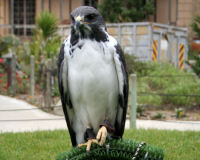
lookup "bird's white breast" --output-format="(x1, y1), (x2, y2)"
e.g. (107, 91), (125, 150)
(66, 39), (119, 143)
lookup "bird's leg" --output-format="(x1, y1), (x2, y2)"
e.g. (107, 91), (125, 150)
(78, 128), (98, 153)
(97, 119), (115, 146)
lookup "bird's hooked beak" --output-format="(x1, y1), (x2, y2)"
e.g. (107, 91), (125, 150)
(75, 16), (89, 29)
(75, 16), (83, 29)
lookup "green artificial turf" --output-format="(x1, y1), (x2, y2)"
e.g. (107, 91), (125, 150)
(56, 138), (164, 160)
(0, 129), (199, 160)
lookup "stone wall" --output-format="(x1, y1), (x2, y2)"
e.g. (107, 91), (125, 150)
(58, 23), (152, 61)
(58, 22), (188, 66)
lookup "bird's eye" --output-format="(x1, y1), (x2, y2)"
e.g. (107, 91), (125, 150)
(85, 14), (96, 21)
(71, 15), (75, 23)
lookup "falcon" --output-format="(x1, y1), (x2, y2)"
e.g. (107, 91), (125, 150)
(58, 6), (128, 152)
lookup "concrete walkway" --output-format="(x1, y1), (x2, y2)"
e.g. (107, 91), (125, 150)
(0, 95), (200, 133)
(0, 95), (66, 133)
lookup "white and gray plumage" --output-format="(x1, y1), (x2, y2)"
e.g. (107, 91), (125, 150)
(58, 6), (128, 147)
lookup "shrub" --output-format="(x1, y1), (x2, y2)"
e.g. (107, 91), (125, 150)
(187, 15), (200, 77)
(98, 0), (154, 23)
(29, 11), (61, 92)
(151, 112), (165, 120)
(136, 105), (145, 117)
(175, 108), (185, 118)
(186, 53), (200, 77)
(0, 35), (20, 55)
(124, 54), (149, 76)
(36, 11), (58, 39)
(30, 12), (61, 60)
(137, 62), (200, 108)
(190, 15), (200, 38)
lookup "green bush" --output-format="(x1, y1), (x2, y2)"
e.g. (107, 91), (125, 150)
(0, 35), (20, 55)
(187, 15), (200, 77)
(36, 11), (58, 39)
(0, 35), (31, 95)
(190, 15), (200, 38)
(98, 0), (154, 23)
(30, 11), (61, 60)
(136, 105), (145, 117)
(151, 112), (165, 120)
(29, 11), (61, 92)
(175, 108), (185, 118)
(136, 62), (200, 108)
(124, 54), (149, 76)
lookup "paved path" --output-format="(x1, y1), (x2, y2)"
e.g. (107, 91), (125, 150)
(0, 95), (200, 133)
(0, 95), (66, 133)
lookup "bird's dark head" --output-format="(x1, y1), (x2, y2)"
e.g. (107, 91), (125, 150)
(70, 6), (107, 41)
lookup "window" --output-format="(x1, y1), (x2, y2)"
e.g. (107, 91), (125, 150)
(84, 0), (98, 8)
(14, 0), (35, 36)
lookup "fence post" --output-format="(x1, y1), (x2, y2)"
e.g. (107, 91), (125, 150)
(129, 74), (137, 129)
(10, 54), (16, 96)
(30, 55), (35, 96)
(44, 59), (52, 109)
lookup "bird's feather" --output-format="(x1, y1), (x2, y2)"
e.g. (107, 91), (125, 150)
(58, 39), (77, 146)
(58, 6), (128, 146)
(113, 43), (129, 138)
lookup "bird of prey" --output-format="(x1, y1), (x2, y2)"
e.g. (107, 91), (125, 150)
(58, 6), (128, 151)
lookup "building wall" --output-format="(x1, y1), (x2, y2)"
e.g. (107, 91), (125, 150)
(1, 0), (200, 37)
(170, 0), (177, 25)
(0, 0), (9, 36)
(62, 0), (71, 23)
(35, 0), (41, 18)
(0, 0), (83, 37)
(176, 0), (200, 38)
(50, 0), (60, 19)
(156, 0), (200, 29)
(156, 0), (169, 24)
(35, 0), (82, 24)
(156, 0), (177, 25)
(177, 0), (194, 27)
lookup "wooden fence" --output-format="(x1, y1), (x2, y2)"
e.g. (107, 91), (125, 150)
(2, 53), (59, 109)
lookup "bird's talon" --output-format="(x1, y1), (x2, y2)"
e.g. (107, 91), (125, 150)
(78, 139), (99, 151)
(78, 142), (87, 148)
(96, 126), (107, 146)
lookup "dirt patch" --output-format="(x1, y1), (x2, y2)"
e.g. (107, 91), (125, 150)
(13, 93), (200, 121)
(15, 93), (44, 108)
(138, 109), (200, 121)
(14, 92), (58, 111)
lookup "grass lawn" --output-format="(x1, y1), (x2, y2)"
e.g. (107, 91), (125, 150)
(0, 129), (199, 160)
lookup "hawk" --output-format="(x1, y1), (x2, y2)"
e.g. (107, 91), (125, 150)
(58, 6), (128, 151)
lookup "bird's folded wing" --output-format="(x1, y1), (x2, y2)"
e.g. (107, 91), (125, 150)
(58, 39), (77, 146)
(113, 43), (129, 138)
